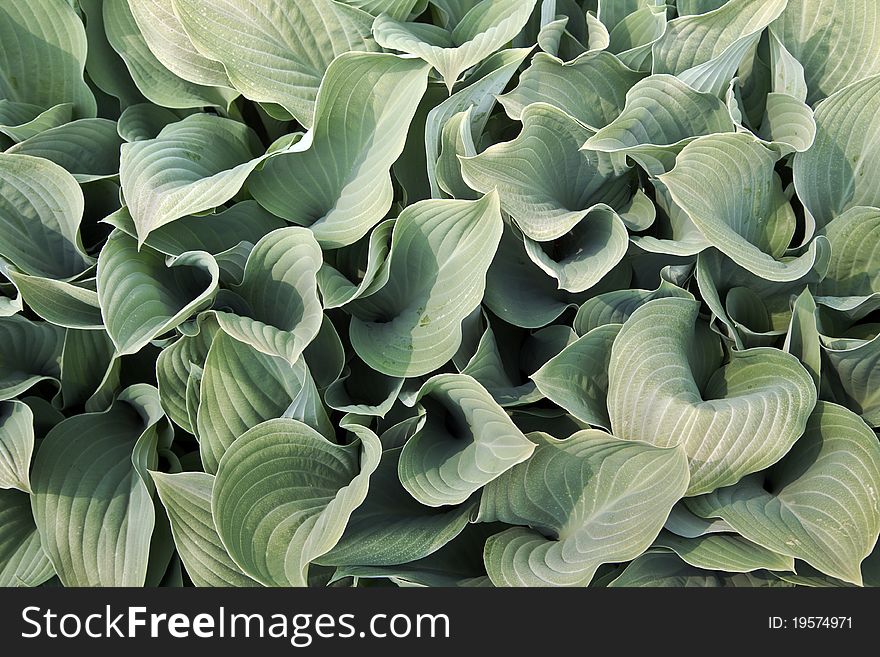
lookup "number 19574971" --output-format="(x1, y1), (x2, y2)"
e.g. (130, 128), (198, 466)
(769, 617), (852, 629)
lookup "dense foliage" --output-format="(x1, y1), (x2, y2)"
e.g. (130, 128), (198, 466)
(1, 0), (879, 588)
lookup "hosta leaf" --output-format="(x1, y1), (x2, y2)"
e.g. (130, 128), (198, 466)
(0, 315), (63, 401)
(119, 114), (265, 243)
(103, 0), (235, 110)
(606, 4), (667, 71)
(79, 0), (145, 109)
(399, 374), (535, 507)
(59, 329), (118, 412)
(318, 219), (395, 310)
(250, 53), (430, 248)
(0, 489), (54, 587)
(461, 103), (633, 242)
(695, 247), (828, 350)
(687, 402), (880, 585)
(320, 447), (476, 566)
(424, 47), (532, 201)
(573, 277), (693, 335)
(127, 0), (232, 88)
(30, 387), (166, 586)
(373, 0), (537, 91)
(97, 231), (219, 355)
(457, 318), (555, 408)
(652, 530), (796, 573)
(664, 503), (733, 538)
(772, 0), (880, 104)
(608, 297), (817, 495)
(0, 102), (73, 144)
(211, 227), (323, 366)
(0, 401), (33, 492)
(116, 104), (188, 143)
(583, 74), (735, 175)
(155, 318), (218, 434)
(104, 203), (285, 258)
(0, 1), (96, 117)
(7, 119), (123, 183)
(213, 418), (381, 587)
(173, 0), (379, 128)
(609, 552), (793, 587)
(531, 324), (621, 429)
(659, 133), (828, 282)
(820, 331), (880, 428)
(479, 431), (689, 587)
(793, 75), (880, 227)
(0, 153), (89, 279)
(348, 193), (502, 377)
(197, 330), (332, 474)
(522, 204), (629, 293)
(333, 523), (495, 587)
(151, 471), (259, 587)
(6, 271), (103, 330)
(325, 357), (403, 418)
(499, 51), (645, 130)
(816, 207), (880, 302)
(652, 0), (787, 96)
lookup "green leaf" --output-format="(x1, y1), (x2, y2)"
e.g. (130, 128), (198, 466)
(0, 1), (96, 117)
(30, 387), (166, 586)
(211, 227), (323, 366)
(609, 552), (793, 587)
(325, 357), (404, 418)
(317, 219), (394, 310)
(197, 329), (332, 474)
(250, 53), (430, 248)
(573, 277), (694, 335)
(772, 0), (880, 104)
(608, 297), (817, 495)
(687, 402), (880, 585)
(155, 317), (218, 433)
(0, 489), (54, 587)
(374, 0), (537, 91)
(97, 231), (220, 355)
(425, 47), (532, 198)
(0, 315), (64, 401)
(103, 0), (236, 109)
(104, 202), (286, 258)
(461, 103), (634, 242)
(659, 133), (829, 282)
(173, 0), (380, 128)
(652, 0), (787, 96)
(348, 193), (502, 377)
(0, 401), (33, 492)
(793, 75), (880, 228)
(7, 119), (123, 183)
(0, 102), (73, 143)
(583, 74), (735, 175)
(652, 530), (796, 573)
(128, 0), (233, 88)
(319, 446), (476, 566)
(498, 51), (645, 130)
(119, 114), (266, 244)
(213, 418), (381, 587)
(479, 431), (689, 586)
(59, 329), (118, 411)
(531, 324), (621, 429)
(522, 204), (629, 293)
(6, 271), (103, 330)
(399, 374), (535, 507)
(0, 152), (90, 279)
(151, 471), (259, 587)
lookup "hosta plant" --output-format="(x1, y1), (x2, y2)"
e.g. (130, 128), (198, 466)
(1, 0), (879, 588)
